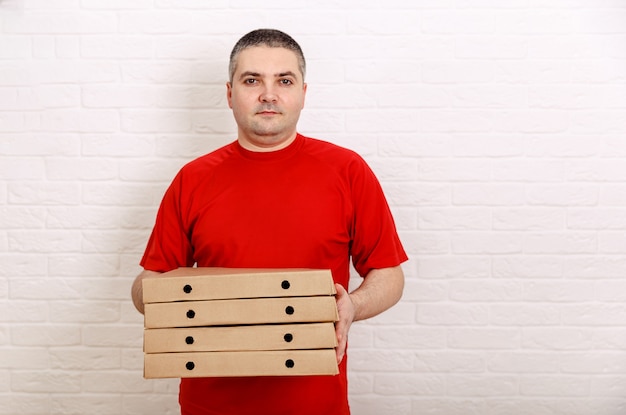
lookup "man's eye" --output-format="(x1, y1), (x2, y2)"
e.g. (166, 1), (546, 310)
(280, 79), (293, 85)
(244, 79), (257, 84)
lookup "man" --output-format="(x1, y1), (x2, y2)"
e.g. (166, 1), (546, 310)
(132, 28), (407, 415)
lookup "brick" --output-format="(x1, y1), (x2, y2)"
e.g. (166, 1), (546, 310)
(0, 207), (46, 229)
(45, 157), (117, 181)
(450, 280), (522, 302)
(81, 183), (166, 206)
(493, 160), (566, 182)
(119, 159), (185, 182)
(418, 159), (491, 181)
(383, 183), (451, 206)
(82, 85), (156, 108)
(374, 373), (446, 396)
(417, 256), (491, 279)
(568, 208), (626, 230)
(11, 325), (81, 347)
(81, 230), (147, 254)
(599, 232), (626, 254)
(448, 328), (521, 349)
(456, 36), (527, 59)
(0, 395), (51, 415)
(41, 109), (119, 132)
(417, 304), (489, 325)
(0, 301), (47, 323)
(414, 351), (485, 373)
(375, 327), (447, 349)
(32, 61), (119, 83)
(453, 86), (527, 108)
(49, 301), (120, 323)
(50, 394), (122, 415)
(411, 399), (487, 415)
(8, 230), (80, 253)
(82, 0), (153, 8)
(379, 135), (452, 158)
(5, 12), (116, 34)
(121, 110), (191, 133)
(496, 10), (573, 34)
(564, 256), (626, 278)
(569, 160), (626, 181)
(156, 0), (227, 7)
(491, 304), (561, 326)
(560, 352), (626, 374)
(119, 12), (191, 34)
(122, 394), (181, 415)
(522, 327), (593, 351)
(488, 352), (560, 373)
(561, 304), (626, 326)
(81, 134), (155, 157)
(156, 85), (226, 108)
(453, 184), (526, 206)
(349, 349), (414, 373)
(83, 325), (142, 348)
(527, 135), (600, 158)
(83, 371), (152, 393)
(0, 348), (49, 369)
(447, 374), (518, 396)
(494, 208), (565, 230)
(12, 371), (81, 393)
(10, 277), (81, 300)
(452, 232), (522, 254)
(400, 231), (450, 255)
(523, 232), (597, 254)
(0, 134), (80, 156)
(0, 36), (32, 58)
(402, 280), (448, 302)
(0, 254), (47, 277)
(527, 184), (599, 206)
(520, 375), (589, 397)
(523, 281), (595, 302)
(81, 36), (154, 58)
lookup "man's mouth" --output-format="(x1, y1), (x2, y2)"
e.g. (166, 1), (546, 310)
(256, 106), (280, 115)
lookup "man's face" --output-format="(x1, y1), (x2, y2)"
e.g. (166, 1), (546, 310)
(227, 46), (307, 152)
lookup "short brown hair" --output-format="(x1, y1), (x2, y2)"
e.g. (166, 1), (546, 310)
(229, 29), (306, 82)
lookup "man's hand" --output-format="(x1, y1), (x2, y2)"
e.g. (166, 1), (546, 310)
(334, 283), (355, 364)
(131, 269), (163, 314)
(332, 266), (405, 365)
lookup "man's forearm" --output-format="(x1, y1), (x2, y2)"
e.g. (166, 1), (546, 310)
(350, 265), (405, 322)
(131, 269), (163, 314)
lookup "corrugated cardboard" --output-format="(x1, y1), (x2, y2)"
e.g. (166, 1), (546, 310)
(144, 322), (337, 353)
(141, 267), (339, 378)
(144, 349), (339, 378)
(143, 268), (336, 304)
(144, 296), (339, 329)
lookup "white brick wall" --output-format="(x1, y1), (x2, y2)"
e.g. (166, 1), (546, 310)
(1, 1), (625, 414)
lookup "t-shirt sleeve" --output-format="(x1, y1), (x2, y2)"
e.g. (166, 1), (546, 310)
(140, 170), (195, 272)
(348, 156), (408, 278)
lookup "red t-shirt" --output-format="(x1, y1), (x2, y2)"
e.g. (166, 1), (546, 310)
(141, 134), (408, 415)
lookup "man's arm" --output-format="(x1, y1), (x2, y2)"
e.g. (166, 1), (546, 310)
(334, 265), (405, 364)
(131, 269), (163, 314)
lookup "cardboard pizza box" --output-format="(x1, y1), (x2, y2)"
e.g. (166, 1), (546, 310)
(144, 322), (337, 353)
(143, 268), (336, 304)
(144, 349), (339, 378)
(144, 296), (339, 329)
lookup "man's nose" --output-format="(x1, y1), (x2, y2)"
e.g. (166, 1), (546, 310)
(259, 84), (278, 102)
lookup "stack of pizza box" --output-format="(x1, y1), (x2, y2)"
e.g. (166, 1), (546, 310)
(142, 267), (339, 378)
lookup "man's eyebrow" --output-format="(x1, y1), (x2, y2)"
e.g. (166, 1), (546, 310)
(278, 71), (298, 78)
(238, 71), (260, 80)
(238, 70), (299, 80)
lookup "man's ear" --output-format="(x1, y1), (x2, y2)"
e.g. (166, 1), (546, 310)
(226, 82), (233, 109)
(301, 82), (307, 109)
